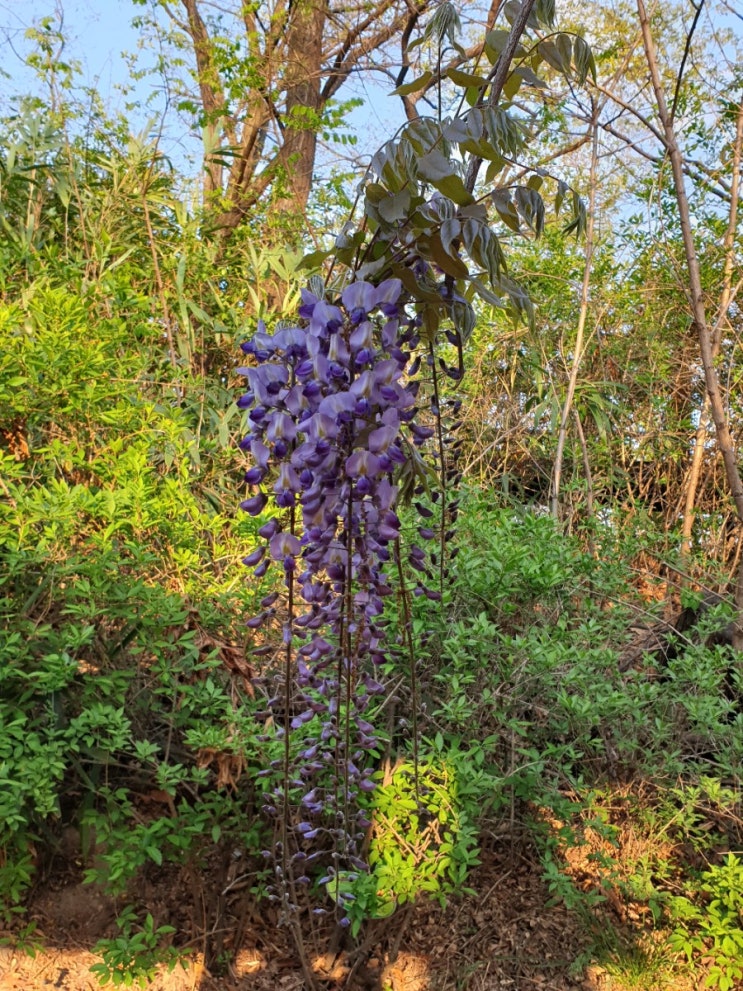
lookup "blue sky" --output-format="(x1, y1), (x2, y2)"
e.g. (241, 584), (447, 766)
(1, 1), (148, 107)
(0, 0), (404, 181)
(0, 1), (183, 161)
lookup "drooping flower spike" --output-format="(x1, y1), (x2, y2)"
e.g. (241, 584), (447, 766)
(237, 276), (450, 919)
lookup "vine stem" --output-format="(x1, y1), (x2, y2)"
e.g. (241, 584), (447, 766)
(394, 541), (419, 803)
(281, 506), (320, 991)
(429, 340), (447, 595)
(463, 0), (539, 196)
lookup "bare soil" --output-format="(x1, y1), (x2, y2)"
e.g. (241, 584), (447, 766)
(0, 831), (606, 991)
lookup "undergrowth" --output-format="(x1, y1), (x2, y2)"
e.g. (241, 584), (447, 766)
(1, 32), (742, 989)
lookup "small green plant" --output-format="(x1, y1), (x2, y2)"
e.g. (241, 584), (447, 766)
(0, 920), (42, 957)
(90, 907), (184, 988)
(669, 853), (743, 991)
(329, 743), (486, 937)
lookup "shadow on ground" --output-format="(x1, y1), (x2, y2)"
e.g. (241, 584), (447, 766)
(0, 833), (601, 991)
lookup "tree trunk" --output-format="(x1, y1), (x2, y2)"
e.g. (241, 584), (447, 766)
(273, 0), (327, 219)
(638, 0), (743, 644)
(680, 99), (743, 558)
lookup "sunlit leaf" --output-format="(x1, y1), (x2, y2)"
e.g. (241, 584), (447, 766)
(431, 173), (474, 206)
(417, 149), (455, 184)
(299, 248), (332, 269)
(440, 217), (462, 258)
(378, 189), (412, 223)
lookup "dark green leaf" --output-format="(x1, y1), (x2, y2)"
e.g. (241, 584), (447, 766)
(429, 231), (469, 278)
(555, 179), (568, 216)
(574, 36), (596, 84)
(556, 33), (573, 70)
(538, 39), (566, 74)
(393, 70), (433, 96)
(514, 186), (545, 235)
(447, 68), (488, 88)
(299, 248), (332, 269)
(514, 65), (548, 89)
(491, 189), (521, 233)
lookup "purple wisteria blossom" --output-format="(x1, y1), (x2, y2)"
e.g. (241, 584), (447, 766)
(237, 274), (460, 922)
(237, 279), (426, 889)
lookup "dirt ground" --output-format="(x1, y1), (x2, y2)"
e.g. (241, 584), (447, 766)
(0, 830), (614, 991)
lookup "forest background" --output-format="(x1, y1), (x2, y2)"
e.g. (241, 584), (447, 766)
(3, 1), (743, 989)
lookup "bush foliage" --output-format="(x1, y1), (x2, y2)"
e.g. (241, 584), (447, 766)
(2, 7), (743, 990)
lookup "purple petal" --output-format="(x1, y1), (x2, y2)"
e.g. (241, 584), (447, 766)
(270, 531), (302, 560)
(240, 492), (268, 515)
(368, 424), (398, 454)
(341, 280), (377, 314)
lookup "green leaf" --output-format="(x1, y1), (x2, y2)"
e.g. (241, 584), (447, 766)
(491, 189), (520, 233)
(392, 70), (433, 96)
(446, 68), (488, 88)
(574, 36), (596, 83)
(458, 201), (488, 222)
(432, 173), (474, 207)
(484, 156), (507, 182)
(395, 265), (441, 302)
(429, 232), (469, 278)
(514, 65), (548, 89)
(538, 39), (566, 74)
(460, 217), (482, 258)
(402, 118), (445, 156)
(372, 897), (397, 919)
(439, 218), (462, 257)
(470, 277), (503, 307)
(299, 248), (332, 270)
(466, 108), (484, 142)
(536, 0), (556, 27)
(378, 189), (412, 223)
(450, 298), (476, 346)
(146, 845), (162, 867)
(555, 179), (568, 216)
(484, 29), (514, 63)
(417, 150), (455, 184)
(442, 117), (469, 143)
(556, 33), (573, 71)
(503, 71), (523, 101)
(514, 186), (545, 235)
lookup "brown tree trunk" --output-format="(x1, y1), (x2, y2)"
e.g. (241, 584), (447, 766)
(638, 0), (743, 644)
(273, 0), (327, 218)
(680, 100), (743, 558)
(181, 0), (229, 197)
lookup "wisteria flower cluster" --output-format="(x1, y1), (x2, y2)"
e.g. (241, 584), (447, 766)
(237, 277), (445, 912)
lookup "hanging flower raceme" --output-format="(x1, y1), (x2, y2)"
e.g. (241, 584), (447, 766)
(237, 277), (442, 913)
